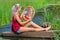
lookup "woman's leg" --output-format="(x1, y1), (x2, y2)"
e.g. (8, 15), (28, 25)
(21, 21), (51, 32)
(23, 21), (51, 29)
(23, 21), (42, 28)
(30, 21), (51, 31)
(20, 27), (46, 32)
(23, 22), (31, 28)
(30, 21), (43, 28)
(22, 20), (51, 32)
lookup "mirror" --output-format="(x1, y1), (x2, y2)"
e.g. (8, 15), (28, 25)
(21, 6), (35, 20)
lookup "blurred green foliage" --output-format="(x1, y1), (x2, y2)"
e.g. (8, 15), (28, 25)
(46, 5), (60, 30)
(0, 0), (60, 30)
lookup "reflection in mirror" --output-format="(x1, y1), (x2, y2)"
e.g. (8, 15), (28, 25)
(22, 6), (35, 20)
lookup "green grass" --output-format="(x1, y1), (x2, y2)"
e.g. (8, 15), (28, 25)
(0, 0), (48, 26)
(0, 0), (60, 30)
(46, 5), (60, 30)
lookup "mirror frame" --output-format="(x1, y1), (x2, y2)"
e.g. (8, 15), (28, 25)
(21, 6), (35, 20)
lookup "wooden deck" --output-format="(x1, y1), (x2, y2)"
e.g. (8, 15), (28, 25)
(1, 30), (59, 40)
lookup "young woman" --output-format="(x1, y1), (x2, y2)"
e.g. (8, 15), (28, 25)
(12, 4), (51, 34)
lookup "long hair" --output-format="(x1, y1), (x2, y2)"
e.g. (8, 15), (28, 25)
(12, 4), (21, 17)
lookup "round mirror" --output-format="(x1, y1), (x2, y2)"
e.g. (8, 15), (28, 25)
(21, 6), (35, 20)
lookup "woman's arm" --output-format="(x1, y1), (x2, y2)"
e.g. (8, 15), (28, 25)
(14, 13), (31, 25)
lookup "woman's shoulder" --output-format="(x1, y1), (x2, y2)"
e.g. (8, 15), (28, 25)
(13, 13), (20, 16)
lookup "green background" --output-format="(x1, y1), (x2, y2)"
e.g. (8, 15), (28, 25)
(0, 0), (60, 30)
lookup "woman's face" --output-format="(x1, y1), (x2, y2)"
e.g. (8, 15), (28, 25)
(28, 8), (33, 16)
(18, 6), (22, 11)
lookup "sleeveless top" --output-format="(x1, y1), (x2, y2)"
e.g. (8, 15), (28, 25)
(12, 15), (22, 33)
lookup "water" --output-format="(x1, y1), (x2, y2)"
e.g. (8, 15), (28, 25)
(0, 23), (12, 40)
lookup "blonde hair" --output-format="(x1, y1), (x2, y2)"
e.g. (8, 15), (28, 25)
(12, 4), (21, 16)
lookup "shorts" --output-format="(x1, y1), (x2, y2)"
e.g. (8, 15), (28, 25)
(16, 29), (20, 34)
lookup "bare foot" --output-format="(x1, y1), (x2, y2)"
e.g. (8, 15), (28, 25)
(45, 26), (51, 31)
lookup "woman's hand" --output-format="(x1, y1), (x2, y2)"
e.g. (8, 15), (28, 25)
(29, 17), (32, 21)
